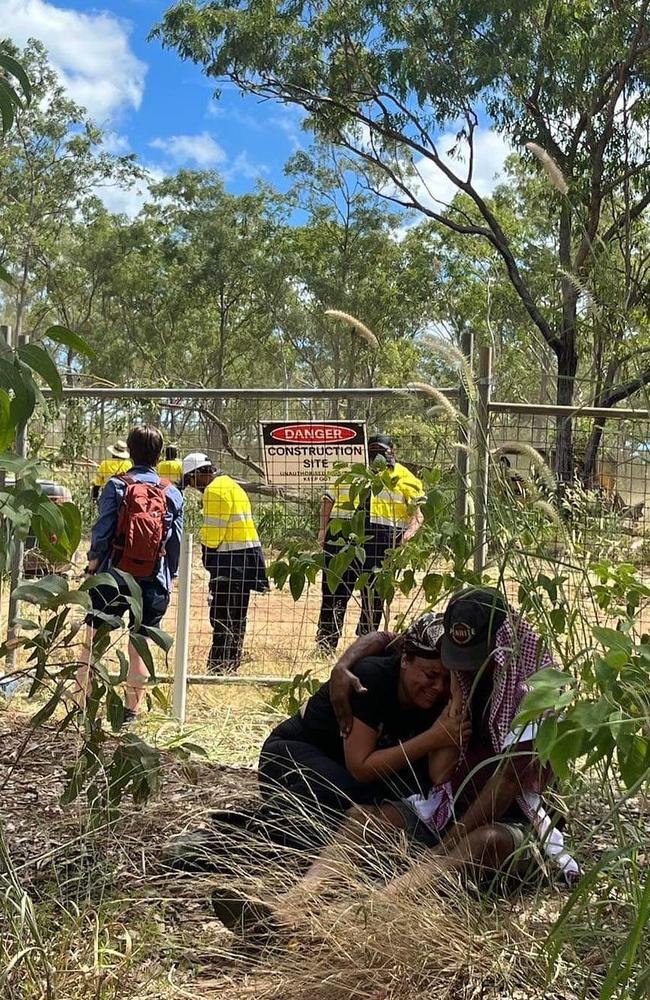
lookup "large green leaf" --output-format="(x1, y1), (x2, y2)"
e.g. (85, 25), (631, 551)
(0, 388), (12, 450)
(18, 343), (63, 398)
(0, 52), (32, 105)
(0, 76), (16, 134)
(44, 325), (95, 358)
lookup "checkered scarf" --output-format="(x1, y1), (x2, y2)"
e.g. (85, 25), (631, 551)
(406, 614), (582, 883)
(455, 615), (555, 757)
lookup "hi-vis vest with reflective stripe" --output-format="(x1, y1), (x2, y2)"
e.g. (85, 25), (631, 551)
(93, 458), (131, 488)
(329, 461), (424, 530)
(201, 474), (262, 551)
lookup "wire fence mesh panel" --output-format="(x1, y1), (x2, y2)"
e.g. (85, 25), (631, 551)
(487, 406), (650, 634)
(23, 388), (461, 693)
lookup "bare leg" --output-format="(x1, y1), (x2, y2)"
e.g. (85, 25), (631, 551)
(383, 824), (516, 899)
(211, 804), (407, 937)
(71, 625), (95, 709)
(294, 804), (403, 888)
(125, 639), (149, 714)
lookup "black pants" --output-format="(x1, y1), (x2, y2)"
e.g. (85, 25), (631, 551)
(258, 731), (386, 848)
(208, 572), (251, 673)
(316, 534), (394, 650)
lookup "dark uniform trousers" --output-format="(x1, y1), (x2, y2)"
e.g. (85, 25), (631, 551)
(316, 527), (399, 650)
(202, 546), (268, 673)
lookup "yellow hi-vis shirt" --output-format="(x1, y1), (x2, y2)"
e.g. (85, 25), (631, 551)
(156, 458), (183, 481)
(201, 475), (262, 551)
(93, 458), (132, 488)
(328, 461), (424, 531)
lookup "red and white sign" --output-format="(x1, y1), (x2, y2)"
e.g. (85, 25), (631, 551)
(260, 420), (367, 490)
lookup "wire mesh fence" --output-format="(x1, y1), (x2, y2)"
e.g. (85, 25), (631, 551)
(19, 388), (461, 687)
(6, 381), (650, 711)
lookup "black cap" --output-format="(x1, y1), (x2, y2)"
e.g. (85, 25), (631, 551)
(402, 612), (444, 660)
(441, 587), (508, 672)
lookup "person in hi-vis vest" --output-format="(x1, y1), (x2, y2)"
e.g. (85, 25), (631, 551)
(182, 453), (269, 674)
(92, 440), (132, 501)
(157, 444), (183, 485)
(316, 434), (424, 650)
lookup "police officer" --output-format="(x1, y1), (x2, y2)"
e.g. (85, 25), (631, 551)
(316, 434), (424, 651)
(182, 453), (269, 674)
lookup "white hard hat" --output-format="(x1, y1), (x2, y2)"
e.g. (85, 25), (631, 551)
(182, 452), (212, 477)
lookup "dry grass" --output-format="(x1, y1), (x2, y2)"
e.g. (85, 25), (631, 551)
(0, 708), (597, 1000)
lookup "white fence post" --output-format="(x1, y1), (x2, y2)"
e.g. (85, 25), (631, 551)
(172, 532), (193, 726)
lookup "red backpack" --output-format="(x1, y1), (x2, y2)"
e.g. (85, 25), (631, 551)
(111, 475), (171, 579)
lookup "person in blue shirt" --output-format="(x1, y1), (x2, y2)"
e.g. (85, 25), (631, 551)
(73, 425), (184, 722)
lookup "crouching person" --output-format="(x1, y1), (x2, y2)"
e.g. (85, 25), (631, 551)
(212, 588), (580, 938)
(74, 426), (184, 722)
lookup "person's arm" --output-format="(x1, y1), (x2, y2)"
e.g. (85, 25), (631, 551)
(428, 674), (470, 784)
(166, 490), (184, 579)
(87, 479), (120, 567)
(441, 745), (537, 849)
(318, 495), (334, 546)
(330, 630), (398, 736)
(344, 713), (471, 783)
(402, 507), (424, 542)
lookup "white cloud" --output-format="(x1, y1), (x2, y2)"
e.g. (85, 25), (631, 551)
(223, 150), (270, 182)
(96, 166), (166, 219)
(3, 0), (146, 120)
(150, 131), (227, 168)
(410, 128), (510, 210)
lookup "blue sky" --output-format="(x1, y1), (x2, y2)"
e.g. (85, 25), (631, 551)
(3, 0), (308, 212)
(3, 0), (508, 216)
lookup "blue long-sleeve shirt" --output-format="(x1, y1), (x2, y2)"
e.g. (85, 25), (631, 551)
(88, 466), (184, 590)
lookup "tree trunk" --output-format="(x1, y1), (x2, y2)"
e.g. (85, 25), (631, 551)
(554, 341), (578, 483)
(582, 419), (605, 486)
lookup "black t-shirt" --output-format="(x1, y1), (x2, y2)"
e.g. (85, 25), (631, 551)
(270, 654), (441, 794)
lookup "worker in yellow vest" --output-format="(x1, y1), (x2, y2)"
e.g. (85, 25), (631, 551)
(182, 452), (269, 674)
(316, 434), (424, 650)
(157, 444), (183, 484)
(92, 440), (132, 501)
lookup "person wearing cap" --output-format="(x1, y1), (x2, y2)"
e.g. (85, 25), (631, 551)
(316, 433), (424, 650)
(91, 441), (132, 501)
(325, 586), (580, 888)
(157, 444), (183, 485)
(182, 453), (269, 673)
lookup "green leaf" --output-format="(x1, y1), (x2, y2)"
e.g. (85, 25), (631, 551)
(44, 324), (95, 358)
(129, 631), (156, 679)
(141, 625), (173, 652)
(535, 716), (558, 764)
(18, 343), (63, 397)
(549, 722), (586, 779)
(0, 52), (32, 104)
(0, 389), (12, 450)
(30, 684), (65, 728)
(0, 262), (15, 287)
(592, 626), (632, 654)
(289, 569), (305, 601)
(0, 77), (16, 134)
(618, 736), (649, 790)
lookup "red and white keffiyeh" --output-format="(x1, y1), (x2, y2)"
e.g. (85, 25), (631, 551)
(406, 615), (581, 883)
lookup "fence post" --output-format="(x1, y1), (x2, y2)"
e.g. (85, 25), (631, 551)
(454, 329), (474, 528)
(172, 532), (193, 726)
(5, 333), (29, 681)
(473, 344), (492, 574)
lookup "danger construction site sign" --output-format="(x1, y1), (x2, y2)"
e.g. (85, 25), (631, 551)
(260, 420), (368, 490)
